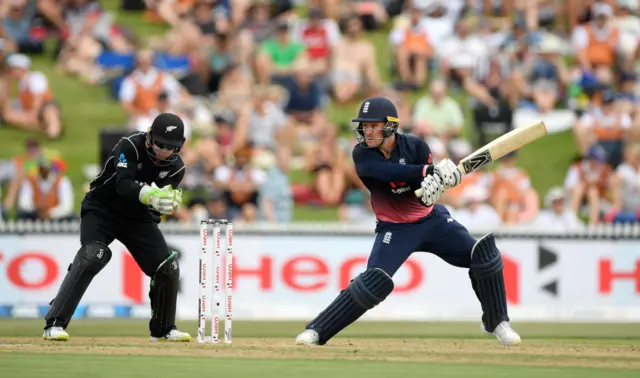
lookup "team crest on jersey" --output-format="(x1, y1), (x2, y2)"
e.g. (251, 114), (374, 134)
(399, 158), (406, 165)
(158, 171), (169, 179)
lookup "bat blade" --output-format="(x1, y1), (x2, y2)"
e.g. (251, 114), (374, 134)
(414, 121), (547, 197)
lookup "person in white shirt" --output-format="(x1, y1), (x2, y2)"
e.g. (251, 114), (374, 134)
(532, 187), (585, 232)
(453, 185), (502, 232)
(17, 156), (74, 221)
(609, 143), (640, 222)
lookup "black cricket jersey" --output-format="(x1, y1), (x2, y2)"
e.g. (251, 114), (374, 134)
(85, 131), (186, 220)
(353, 133), (434, 224)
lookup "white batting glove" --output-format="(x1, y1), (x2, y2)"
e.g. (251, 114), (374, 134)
(419, 174), (444, 206)
(434, 159), (461, 189)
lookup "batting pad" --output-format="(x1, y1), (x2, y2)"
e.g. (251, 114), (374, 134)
(149, 256), (180, 337)
(306, 268), (394, 345)
(470, 234), (509, 332)
(45, 242), (112, 329)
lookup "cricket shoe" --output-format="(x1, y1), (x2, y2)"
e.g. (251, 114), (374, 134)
(150, 329), (192, 342)
(482, 321), (521, 345)
(295, 329), (319, 346)
(42, 326), (69, 341)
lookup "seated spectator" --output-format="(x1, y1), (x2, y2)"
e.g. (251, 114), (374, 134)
(203, 31), (239, 93)
(438, 17), (492, 90)
(213, 144), (266, 222)
(131, 92), (192, 143)
(215, 63), (255, 115)
(572, 3), (622, 72)
(58, 0), (135, 83)
(294, 7), (340, 77)
(331, 14), (379, 104)
(574, 89), (632, 167)
(237, 0), (276, 67)
(119, 49), (190, 128)
(1, 54), (62, 139)
(513, 33), (570, 113)
(303, 125), (347, 205)
(255, 20), (307, 85)
(564, 143), (613, 225)
(412, 79), (470, 155)
(248, 85), (291, 157)
(489, 152), (539, 225)
(608, 143), (640, 222)
(2, 0), (45, 54)
(349, 0), (388, 31)
(440, 168), (491, 209)
(16, 155), (74, 221)
(143, 0), (197, 27)
(281, 59), (327, 147)
(454, 185), (502, 230)
(532, 187), (585, 231)
(259, 145), (293, 222)
(388, 5), (433, 89)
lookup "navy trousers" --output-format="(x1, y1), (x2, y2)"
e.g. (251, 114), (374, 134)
(368, 205), (477, 276)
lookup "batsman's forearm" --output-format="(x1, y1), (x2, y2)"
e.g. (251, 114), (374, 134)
(357, 162), (431, 182)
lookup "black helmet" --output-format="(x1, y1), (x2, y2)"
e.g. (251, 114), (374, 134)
(145, 113), (186, 166)
(352, 97), (399, 148)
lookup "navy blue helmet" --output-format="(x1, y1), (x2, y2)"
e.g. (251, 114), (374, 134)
(352, 97), (399, 148)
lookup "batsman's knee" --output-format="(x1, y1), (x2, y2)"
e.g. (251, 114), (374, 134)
(76, 241), (112, 272)
(470, 233), (503, 278)
(347, 268), (395, 309)
(153, 255), (180, 283)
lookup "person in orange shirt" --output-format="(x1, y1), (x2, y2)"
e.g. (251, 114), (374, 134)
(572, 3), (621, 71)
(490, 152), (540, 224)
(1, 54), (62, 139)
(388, 5), (433, 89)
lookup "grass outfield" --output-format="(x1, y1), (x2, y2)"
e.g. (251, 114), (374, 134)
(0, 1), (578, 220)
(0, 320), (639, 377)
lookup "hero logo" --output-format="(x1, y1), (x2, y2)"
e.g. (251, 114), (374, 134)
(117, 153), (128, 168)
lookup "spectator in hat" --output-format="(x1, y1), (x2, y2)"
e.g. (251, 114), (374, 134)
(1, 54), (63, 139)
(16, 155), (74, 221)
(532, 187), (585, 231)
(564, 143), (613, 225)
(572, 2), (622, 72)
(452, 185), (502, 231)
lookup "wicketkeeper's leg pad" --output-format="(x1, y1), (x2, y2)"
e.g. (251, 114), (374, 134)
(45, 242), (112, 329)
(306, 268), (394, 345)
(470, 233), (509, 332)
(149, 254), (180, 337)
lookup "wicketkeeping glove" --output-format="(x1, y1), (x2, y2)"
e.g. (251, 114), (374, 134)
(434, 159), (461, 189)
(139, 184), (176, 215)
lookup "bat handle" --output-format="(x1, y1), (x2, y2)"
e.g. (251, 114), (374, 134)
(414, 188), (424, 197)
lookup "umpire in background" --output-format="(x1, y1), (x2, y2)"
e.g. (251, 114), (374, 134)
(43, 113), (191, 342)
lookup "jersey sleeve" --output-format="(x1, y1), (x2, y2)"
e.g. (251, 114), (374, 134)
(415, 137), (433, 165)
(353, 145), (430, 182)
(158, 161), (186, 189)
(113, 138), (143, 201)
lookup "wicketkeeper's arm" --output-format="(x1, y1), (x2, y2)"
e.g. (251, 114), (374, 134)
(113, 140), (144, 201)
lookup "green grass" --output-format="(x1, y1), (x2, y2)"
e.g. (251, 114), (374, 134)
(0, 0), (577, 220)
(1, 320), (639, 377)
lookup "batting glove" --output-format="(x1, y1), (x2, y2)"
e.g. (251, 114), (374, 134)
(419, 174), (444, 206)
(434, 159), (461, 189)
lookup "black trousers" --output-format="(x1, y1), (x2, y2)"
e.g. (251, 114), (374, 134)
(81, 199), (170, 277)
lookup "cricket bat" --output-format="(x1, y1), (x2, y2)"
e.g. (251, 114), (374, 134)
(415, 121), (548, 197)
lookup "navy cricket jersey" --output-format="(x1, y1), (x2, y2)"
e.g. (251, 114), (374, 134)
(352, 133), (434, 224)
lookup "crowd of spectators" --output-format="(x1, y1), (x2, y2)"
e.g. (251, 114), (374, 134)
(0, 0), (638, 231)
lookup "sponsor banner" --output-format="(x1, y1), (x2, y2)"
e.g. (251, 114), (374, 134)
(1, 235), (639, 321)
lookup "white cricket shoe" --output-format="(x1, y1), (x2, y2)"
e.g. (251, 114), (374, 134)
(42, 326), (69, 341)
(150, 329), (192, 342)
(295, 329), (319, 346)
(482, 321), (521, 345)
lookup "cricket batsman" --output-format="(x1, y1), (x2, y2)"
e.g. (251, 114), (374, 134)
(42, 113), (191, 342)
(295, 97), (521, 346)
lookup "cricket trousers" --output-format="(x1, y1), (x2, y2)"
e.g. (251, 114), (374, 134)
(368, 204), (477, 276)
(80, 199), (171, 277)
